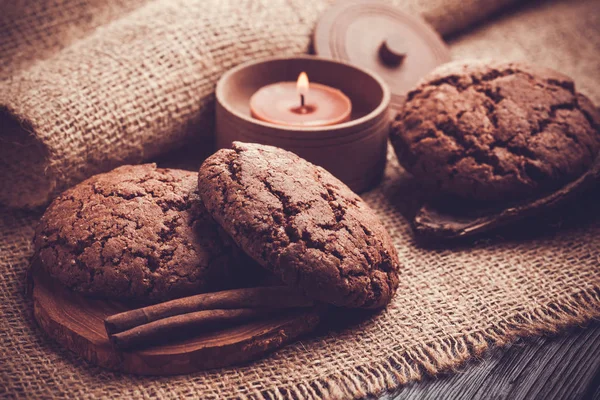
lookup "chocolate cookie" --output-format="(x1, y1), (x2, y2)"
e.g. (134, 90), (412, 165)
(391, 60), (600, 203)
(197, 142), (400, 309)
(34, 164), (253, 302)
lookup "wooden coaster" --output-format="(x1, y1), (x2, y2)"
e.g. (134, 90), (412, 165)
(32, 269), (322, 375)
(314, 0), (451, 110)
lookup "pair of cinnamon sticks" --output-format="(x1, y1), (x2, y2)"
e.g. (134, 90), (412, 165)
(104, 286), (314, 350)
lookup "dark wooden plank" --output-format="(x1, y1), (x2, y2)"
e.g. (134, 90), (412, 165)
(377, 322), (600, 400)
(590, 372), (600, 400)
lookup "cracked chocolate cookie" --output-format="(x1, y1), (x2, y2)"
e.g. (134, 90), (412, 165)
(197, 142), (400, 309)
(391, 60), (600, 203)
(34, 164), (253, 303)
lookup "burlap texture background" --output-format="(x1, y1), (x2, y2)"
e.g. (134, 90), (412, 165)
(0, 0), (149, 81)
(1, 0), (600, 398)
(0, 0), (520, 209)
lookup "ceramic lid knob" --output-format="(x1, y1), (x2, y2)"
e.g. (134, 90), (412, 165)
(379, 35), (406, 67)
(313, 0), (451, 111)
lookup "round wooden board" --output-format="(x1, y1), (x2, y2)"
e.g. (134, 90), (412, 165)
(32, 270), (322, 375)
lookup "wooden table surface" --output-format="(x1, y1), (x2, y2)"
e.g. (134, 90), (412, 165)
(378, 322), (600, 399)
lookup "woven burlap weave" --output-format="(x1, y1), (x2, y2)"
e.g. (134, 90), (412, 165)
(0, 0), (520, 209)
(1, 0), (600, 398)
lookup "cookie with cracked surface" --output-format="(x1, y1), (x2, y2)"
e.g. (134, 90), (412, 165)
(197, 142), (400, 309)
(391, 60), (600, 203)
(34, 164), (256, 303)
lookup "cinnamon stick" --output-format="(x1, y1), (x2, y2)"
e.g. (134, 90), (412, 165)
(109, 308), (274, 350)
(105, 286), (313, 335)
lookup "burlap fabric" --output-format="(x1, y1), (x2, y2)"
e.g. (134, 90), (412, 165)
(0, 0), (520, 209)
(0, 0), (149, 81)
(1, 0), (600, 398)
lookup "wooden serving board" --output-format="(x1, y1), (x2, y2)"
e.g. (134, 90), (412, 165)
(31, 270), (322, 375)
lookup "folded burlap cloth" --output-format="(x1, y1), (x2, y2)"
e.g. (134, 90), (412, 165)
(1, 0), (599, 398)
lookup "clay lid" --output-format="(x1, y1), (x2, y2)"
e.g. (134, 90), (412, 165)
(314, 0), (451, 110)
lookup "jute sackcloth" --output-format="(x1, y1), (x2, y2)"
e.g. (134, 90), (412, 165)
(1, 0), (600, 398)
(0, 0), (516, 82)
(0, 0), (520, 209)
(0, 0), (150, 81)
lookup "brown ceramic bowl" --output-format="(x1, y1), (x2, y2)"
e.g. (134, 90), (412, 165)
(215, 56), (391, 193)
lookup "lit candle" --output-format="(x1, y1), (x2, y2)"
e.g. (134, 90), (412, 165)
(250, 72), (352, 127)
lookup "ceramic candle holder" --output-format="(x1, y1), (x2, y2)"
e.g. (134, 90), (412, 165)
(215, 56), (391, 193)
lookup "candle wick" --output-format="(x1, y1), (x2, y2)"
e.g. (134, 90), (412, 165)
(300, 94), (305, 108)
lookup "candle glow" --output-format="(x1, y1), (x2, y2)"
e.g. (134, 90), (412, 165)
(297, 72), (309, 108)
(249, 72), (351, 127)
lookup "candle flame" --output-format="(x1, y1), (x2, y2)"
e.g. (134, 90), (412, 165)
(297, 72), (309, 96)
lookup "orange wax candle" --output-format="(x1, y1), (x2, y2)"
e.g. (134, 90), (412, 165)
(250, 72), (351, 127)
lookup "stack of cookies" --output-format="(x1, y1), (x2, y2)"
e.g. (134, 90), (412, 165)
(33, 142), (401, 318)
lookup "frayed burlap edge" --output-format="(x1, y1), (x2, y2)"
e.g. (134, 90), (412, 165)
(236, 288), (600, 399)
